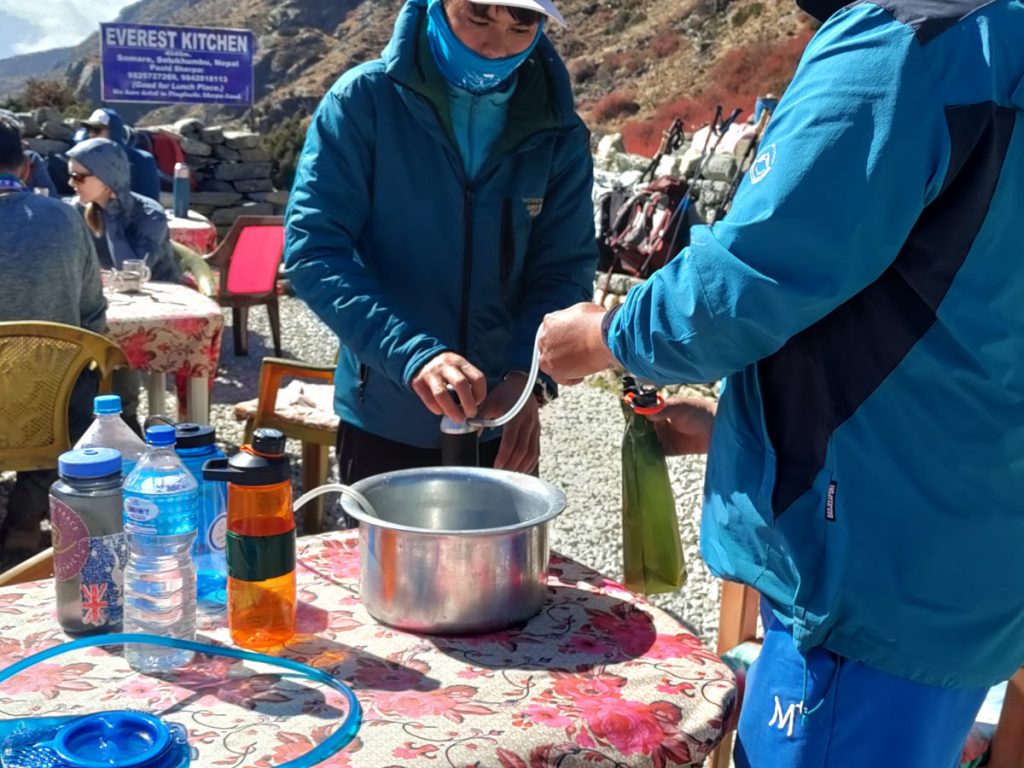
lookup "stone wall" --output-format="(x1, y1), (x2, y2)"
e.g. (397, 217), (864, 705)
(156, 118), (288, 238)
(11, 106), (289, 238)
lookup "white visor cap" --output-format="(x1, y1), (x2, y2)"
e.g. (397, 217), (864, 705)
(469, 0), (567, 27)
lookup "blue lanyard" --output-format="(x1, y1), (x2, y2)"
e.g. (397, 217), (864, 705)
(0, 174), (25, 193)
(0, 633), (362, 768)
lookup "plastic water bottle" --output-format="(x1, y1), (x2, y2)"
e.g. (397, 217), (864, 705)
(122, 425), (198, 673)
(49, 447), (127, 635)
(203, 428), (296, 650)
(173, 162), (191, 219)
(174, 423), (227, 609)
(74, 395), (146, 477)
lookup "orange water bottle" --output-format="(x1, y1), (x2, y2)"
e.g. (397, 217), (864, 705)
(202, 428), (295, 649)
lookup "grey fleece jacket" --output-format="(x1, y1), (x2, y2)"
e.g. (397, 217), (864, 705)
(0, 191), (107, 332)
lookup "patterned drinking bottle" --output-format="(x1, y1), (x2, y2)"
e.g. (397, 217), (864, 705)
(202, 428), (295, 649)
(50, 447), (127, 635)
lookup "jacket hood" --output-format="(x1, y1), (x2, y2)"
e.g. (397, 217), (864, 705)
(796, 0), (849, 22)
(381, 0), (577, 127)
(66, 138), (132, 197)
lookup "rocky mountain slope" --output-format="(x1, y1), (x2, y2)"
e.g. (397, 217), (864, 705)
(4, 0), (814, 152)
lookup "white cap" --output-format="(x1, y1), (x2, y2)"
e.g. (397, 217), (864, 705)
(81, 109), (111, 129)
(470, 0), (566, 27)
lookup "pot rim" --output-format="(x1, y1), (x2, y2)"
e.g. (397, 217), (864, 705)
(341, 466), (567, 537)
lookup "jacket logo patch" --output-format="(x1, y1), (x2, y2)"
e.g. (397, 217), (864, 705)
(523, 197), (544, 217)
(750, 143), (776, 185)
(825, 481), (837, 522)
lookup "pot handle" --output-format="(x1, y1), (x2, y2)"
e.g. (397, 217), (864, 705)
(293, 483), (377, 522)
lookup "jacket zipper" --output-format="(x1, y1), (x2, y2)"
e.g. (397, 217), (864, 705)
(357, 363), (370, 404)
(500, 197), (515, 294)
(459, 187), (475, 354)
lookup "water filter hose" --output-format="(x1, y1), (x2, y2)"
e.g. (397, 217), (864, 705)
(0, 634), (361, 768)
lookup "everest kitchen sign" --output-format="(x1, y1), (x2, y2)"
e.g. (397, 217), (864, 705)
(100, 23), (255, 105)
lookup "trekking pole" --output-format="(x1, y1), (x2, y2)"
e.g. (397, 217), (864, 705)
(713, 107), (772, 224)
(596, 118), (685, 303)
(650, 107), (743, 275)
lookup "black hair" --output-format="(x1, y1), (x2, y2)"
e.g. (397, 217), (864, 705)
(0, 114), (23, 172)
(446, 0), (542, 26)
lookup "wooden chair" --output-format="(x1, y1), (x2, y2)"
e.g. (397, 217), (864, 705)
(204, 215), (285, 357)
(233, 357), (338, 534)
(0, 321), (128, 472)
(0, 548), (54, 587)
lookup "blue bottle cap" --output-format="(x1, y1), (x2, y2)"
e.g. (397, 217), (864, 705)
(145, 425), (176, 448)
(93, 395), (123, 416)
(58, 448), (122, 479)
(1, 711), (190, 768)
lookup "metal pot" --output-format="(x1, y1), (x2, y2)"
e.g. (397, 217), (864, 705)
(341, 467), (566, 635)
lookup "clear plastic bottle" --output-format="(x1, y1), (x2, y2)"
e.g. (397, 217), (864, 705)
(174, 423), (227, 609)
(122, 424), (198, 673)
(75, 395), (146, 477)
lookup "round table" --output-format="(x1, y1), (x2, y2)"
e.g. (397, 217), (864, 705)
(0, 531), (737, 767)
(166, 209), (218, 254)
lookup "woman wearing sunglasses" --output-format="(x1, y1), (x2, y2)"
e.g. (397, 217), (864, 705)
(66, 138), (180, 285)
(66, 137), (181, 434)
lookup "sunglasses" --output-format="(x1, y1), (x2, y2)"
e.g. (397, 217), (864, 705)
(68, 171), (94, 183)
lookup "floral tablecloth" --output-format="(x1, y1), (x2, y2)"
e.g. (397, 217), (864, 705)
(167, 210), (219, 254)
(0, 532), (736, 767)
(105, 281), (223, 380)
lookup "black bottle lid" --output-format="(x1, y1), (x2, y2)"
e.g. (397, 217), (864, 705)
(174, 422), (216, 449)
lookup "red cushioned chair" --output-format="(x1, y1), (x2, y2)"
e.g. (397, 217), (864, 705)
(205, 215), (285, 357)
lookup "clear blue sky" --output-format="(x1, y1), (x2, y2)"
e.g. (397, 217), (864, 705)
(0, 0), (135, 60)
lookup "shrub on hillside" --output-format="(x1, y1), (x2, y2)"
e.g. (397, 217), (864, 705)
(618, 28), (814, 155)
(603, 51), (646, 75)
(590, 92), (641, 123)
(650, 32), (681, 58)
(568, 57), (599, 85)
(17, 78), (86, 113)
(265, 114), (310, 192)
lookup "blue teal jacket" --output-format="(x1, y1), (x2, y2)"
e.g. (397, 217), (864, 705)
(608, 0), (1024, 688)
(285, 0), (597, 449)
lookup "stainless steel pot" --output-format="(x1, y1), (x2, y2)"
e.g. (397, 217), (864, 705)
(341, 467), (566, 635)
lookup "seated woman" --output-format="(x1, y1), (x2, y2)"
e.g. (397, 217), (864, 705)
(66, 138), (181, 434)
(65, 138), (180, 283)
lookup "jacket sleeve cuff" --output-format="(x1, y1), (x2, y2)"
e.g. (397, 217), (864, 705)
(401, 341), (449, 390)
(601, 303), (623, 348)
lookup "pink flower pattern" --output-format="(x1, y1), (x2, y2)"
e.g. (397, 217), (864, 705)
(106, 282), (223, 379)
(0, 532), (735, 767)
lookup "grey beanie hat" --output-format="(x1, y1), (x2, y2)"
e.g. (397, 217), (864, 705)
(67, 137), (131, 193)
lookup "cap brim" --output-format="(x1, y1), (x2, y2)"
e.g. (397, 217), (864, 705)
(80, 121), (106, 129)
(469, 0), (567, 27)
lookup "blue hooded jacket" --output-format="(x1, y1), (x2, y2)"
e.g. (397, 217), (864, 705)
(607, 0), (1024, 688)
(93, 109), (161, 202)
(285, 0), (597, 449)
(67, 138), (180, 284)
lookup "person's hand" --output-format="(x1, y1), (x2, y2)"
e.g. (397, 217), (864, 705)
(480, 372), (540, 474)
(646, 396), (717, 455)
(538, 302), (617, 385)
(410, 351), (487, 422)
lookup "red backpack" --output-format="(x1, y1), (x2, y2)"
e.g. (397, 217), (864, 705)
(606, 176), (692, 278)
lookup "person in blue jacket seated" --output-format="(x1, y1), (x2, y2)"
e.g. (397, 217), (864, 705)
(80, 108), (161, 202)
(538, 0), (1024, 766)
(285, 0), (597, 481)
(66, 137), (181, 435)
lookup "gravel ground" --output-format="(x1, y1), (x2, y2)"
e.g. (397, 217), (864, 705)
(1, 294), (722, 646)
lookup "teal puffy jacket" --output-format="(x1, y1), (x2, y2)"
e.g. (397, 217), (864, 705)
(285, 0), (597, 448)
